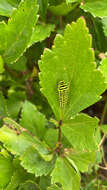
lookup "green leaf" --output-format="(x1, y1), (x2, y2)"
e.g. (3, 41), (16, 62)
(0, 154), (13, 188)
(20, 146), (55, 177)
(47, 184), (62, 190)
(38, 0), (48, 19)
(7, 91), (25, 119)
(0, 0), (15, 17)
(5, 159), (34, 190)
(101, 124), (107, 133)
(29, 24), (55, 46)
(40, 175), (51, 190)
(3, 0), (38, 64)
(20, 101), (47, 139)
(7, 56), (27, 71)
(0, 92), (8, 118)
(48, 2), (77, 16)
(80, 0), (107, 18)
(62, 113), (98, 151)
(19, 181), (40, 190)
(39, 17), (106, 121)
(102, 17), (107, 36)
(0, 126), (37, 155)
(0, 21), (7, 53)
(7, 0), (20, 7)
(99, 58), (107, 83)
(66, 151), (96, 172)
(66, 0), (81, 3)
(0, 55), (4, 73)
(51, 156), (80, 190)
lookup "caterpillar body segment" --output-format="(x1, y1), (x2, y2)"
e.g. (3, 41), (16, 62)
(58, 80), (69, 110)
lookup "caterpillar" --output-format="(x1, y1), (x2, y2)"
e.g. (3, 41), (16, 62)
(58, 81), (69, 109)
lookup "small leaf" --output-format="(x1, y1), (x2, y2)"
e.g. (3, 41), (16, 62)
(51, 156), (80, 190)
(5, 159), (34, 190)
(20, 146), (55, 177)
(3, 0), (38, 63)
(0, 0), (16, 17)
(20, 101), (47, 139)
(0, 21), (7, 54)
(40, 175), (51, 190)
(7, 56), (27, 71)
(102, 17), (107, 36)
(38, 0), (48, 19)
(99, 58), (107, 83)
(29, 24), (55, 46)
(101, 124), (107, 133)
(80, 0), (107, 18)
(62, 113), (98, 151)
(47, 184), (62, 190)
(48, 2), (77, 16)
(39, 17), (106, 121)
(0, 154), (13, 188)
(0, 92), (8, 118)
(7, 91), (25, 119)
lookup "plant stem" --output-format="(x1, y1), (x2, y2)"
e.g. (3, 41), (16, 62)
(100, 99), (107, 126)
(99, 98), (107, 148)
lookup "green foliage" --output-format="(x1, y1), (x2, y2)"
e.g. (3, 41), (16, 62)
(0, 0), (107, 189)
(48, 2), (77, 16)
(80, 0), (107, 18)
(62, 113), (98, 151)
(29, 24), (55, 46)
(99, 57), (107, 82)
(3, 0), (39, 63)
(0, 154), (13, 188)
(20, 101), (47, 139)
(51, 157), (80, 190)
(39, 18), (106, 121)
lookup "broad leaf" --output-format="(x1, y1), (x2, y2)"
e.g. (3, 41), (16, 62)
(29, 24), (55, 46)
(20, 146), (55, 177)
(48, 2), (77, 16)
(0, 126), (37, 155)
(51, 156), (80, 190)
(20, 101), (47, 139)
(0, 154), (13, 188)
(99, 57), (107, 83)
(3, 0), (38, 64)
(39, 17), (106, 121)
(62, 113), (98, 151)
(65, 150), (96, 172)
(80, 0), (107, 18)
